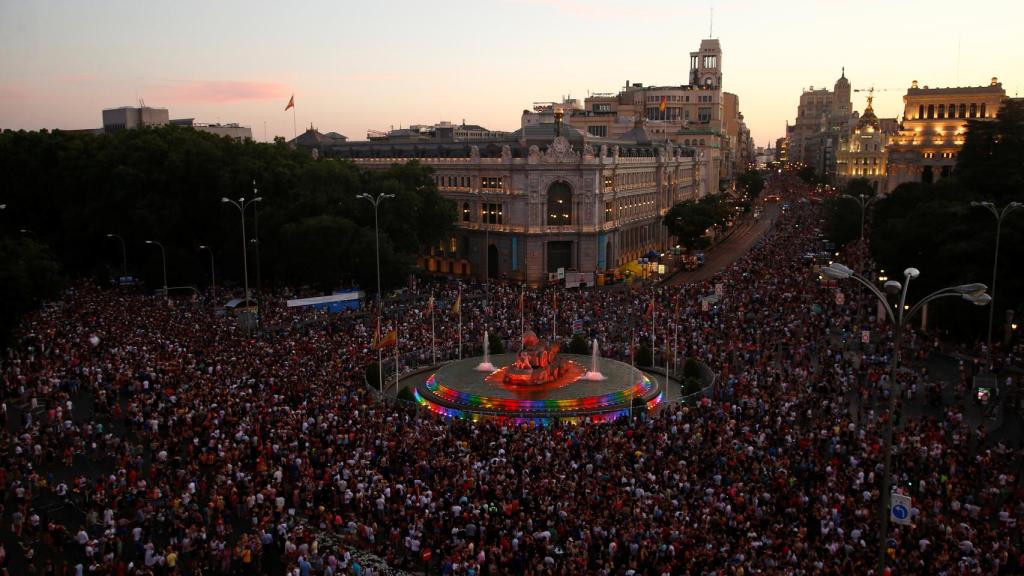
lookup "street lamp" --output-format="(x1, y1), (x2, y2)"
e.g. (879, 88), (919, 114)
(841, 193), (876, 242)
(971, 201), (1022, 368)
(144, 240), (168, 300)
(198, 245), (216, 301)
(106, 233), (128, 278)
(819, 263), (989, 575)
(357, 191), (394, 394)
(221, 196), (262, 305)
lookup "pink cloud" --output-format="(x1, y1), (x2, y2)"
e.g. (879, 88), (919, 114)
(0, 84), (30, 100)
(147, 80), (290, 103)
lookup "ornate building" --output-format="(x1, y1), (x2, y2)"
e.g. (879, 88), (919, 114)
(836, 92), (899, 191)
(885, 78), (1007, 192)
(329, 117), (699, 285)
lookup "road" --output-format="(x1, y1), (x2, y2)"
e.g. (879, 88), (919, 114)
(665, 203), (780, 286)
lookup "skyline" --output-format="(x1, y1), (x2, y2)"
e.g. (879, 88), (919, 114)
(2, 0), (1022, 147)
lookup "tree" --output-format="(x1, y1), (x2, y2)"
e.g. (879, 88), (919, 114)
(797, 165), (818, 185)
(568, 333), (589, 355)
(822, 197), (861, 247)
(0, 237), (65, 345)
(844, 177), (876, 198)
(663, 196), (730, 251)
(735, 170), (765, 199)
(636, 343), (653, 367)
(955, 99), (1024, 204)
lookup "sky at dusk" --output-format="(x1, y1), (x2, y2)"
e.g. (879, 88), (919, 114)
(2, 0), (1022, 147)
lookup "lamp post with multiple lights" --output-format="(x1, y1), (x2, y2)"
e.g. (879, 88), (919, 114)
(220, 196), (262, 305)
(970, 200), (1022, 368)
(819, 262), (989, 575)
(357, 192), (394, 394)
(144, 240), (168, 301)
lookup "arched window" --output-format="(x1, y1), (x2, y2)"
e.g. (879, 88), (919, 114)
(969, 103), (977, 118)
(980, 103), (987, 117)
(938, 104), (944, 118)
(927, 104), (934, 119)
(462, 202), (470, 222)
(546, 182), (572, 226)
(918, 104), (925, 119)
(959, 104), (967, 118)
(949, 103), (956, 118)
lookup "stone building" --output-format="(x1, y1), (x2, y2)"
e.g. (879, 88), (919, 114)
(835, 92), (899, 191)
(884, 78), (1006, 192)
(787, 70), (855, 181)
(329, 117), (699, 285)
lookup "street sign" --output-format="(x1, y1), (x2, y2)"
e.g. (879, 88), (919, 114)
(890, 493), (911, 525)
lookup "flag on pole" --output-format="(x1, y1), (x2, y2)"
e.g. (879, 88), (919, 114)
(370, 316), (381, 348)
(376, 329), (397, 349)
(452, 290), (461, 316)
(427, 292), (435, 315)
(645, 298), (655, 320)
(518, 289), (525, 314)
(285, 95), (295, 111)
(658, 96), (667, 113)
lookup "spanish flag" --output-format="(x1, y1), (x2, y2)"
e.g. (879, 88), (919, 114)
(376, 329), (397, 349)
(658, 96), (667, 113)
(285, 94), (295, 111)
(452, 290), (461, 316)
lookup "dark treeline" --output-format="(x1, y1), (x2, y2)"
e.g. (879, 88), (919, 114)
(0, 126), (456, 341)
(825, 99), (1024, 342)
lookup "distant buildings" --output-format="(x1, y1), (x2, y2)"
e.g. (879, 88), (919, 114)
(884, 78), (1006, 192)
(835, 92), (899, 191)
(100, 106), (253, 141)
(785, 70), (854, 181)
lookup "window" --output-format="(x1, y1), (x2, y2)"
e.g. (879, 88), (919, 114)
(698, 107), (712, 122)
(605, 202), (613, 223)
(481, 203), (503, 225)
(980, 103), (987, 117)
(603, 175), (613, 188)
(481, 177), (503, 190)
(969, 103), (977, 118)
(546, 182), (572, 226)
(959, 104), (967, 118)
(462, 202), (470, 222)
(927, 104), (934, 119)
(449, 236), (457, 253)
(949, 103), (956, 118)
(938, 104), (944, 118)
(918, 105), (924, 119)
(588, 125), (607, 137)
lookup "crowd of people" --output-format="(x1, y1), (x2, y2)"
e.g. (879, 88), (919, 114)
(1, 180), (1022, 575)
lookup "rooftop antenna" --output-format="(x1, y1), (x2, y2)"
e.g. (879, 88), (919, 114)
(709, 2), (713, 37)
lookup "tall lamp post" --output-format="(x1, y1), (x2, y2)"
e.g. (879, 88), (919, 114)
(106, 233), (128, 278)
(357, 192), (394, 395)
(819, 263), (989, 575)
(971, 201), (1022, 368)
(841, 193), (876, 242)
(221, 196), (262, 304)
(198, 245), (216, 301)
(144, 240), (168, 301)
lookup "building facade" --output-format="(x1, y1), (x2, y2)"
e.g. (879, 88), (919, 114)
(884, 78), (1006, 192)
(329, 122), (698, 285)
(101, 106), (252, 140)
(787, 71), (854, 181)
(835, 94), (898, 191)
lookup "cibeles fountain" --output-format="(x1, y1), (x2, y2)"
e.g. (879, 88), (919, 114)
(410, 326), (663, 425)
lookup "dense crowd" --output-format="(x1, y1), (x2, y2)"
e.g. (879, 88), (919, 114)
(2, 188), (1022, 575)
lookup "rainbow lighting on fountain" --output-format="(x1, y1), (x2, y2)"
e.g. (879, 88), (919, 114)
(410, 330), (665, 425)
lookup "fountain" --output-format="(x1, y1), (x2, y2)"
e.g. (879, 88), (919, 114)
(476, 331), (496, 372)
(583, 339), (606, 381)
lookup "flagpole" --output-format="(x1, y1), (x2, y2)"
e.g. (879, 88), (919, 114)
(431, 295), (436, 365)
(520, 287), (525, 351)
(457, 288), (462, 360)
(292, 105), (297, 139)
(395, 327), (399, 395)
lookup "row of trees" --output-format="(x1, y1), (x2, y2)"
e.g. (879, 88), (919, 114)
(662, 169), (764, 251)
(0, 126), (456, 342)
(825, 100), (1024, 341)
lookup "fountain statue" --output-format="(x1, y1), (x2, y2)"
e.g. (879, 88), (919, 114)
(476, 331), (496, 372)
(502, 329), (568, 386)
(583, 339), (606, 381)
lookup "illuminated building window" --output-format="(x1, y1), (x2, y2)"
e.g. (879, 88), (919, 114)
(462, 202), (470, 222)
(980, 103), (987, 117)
